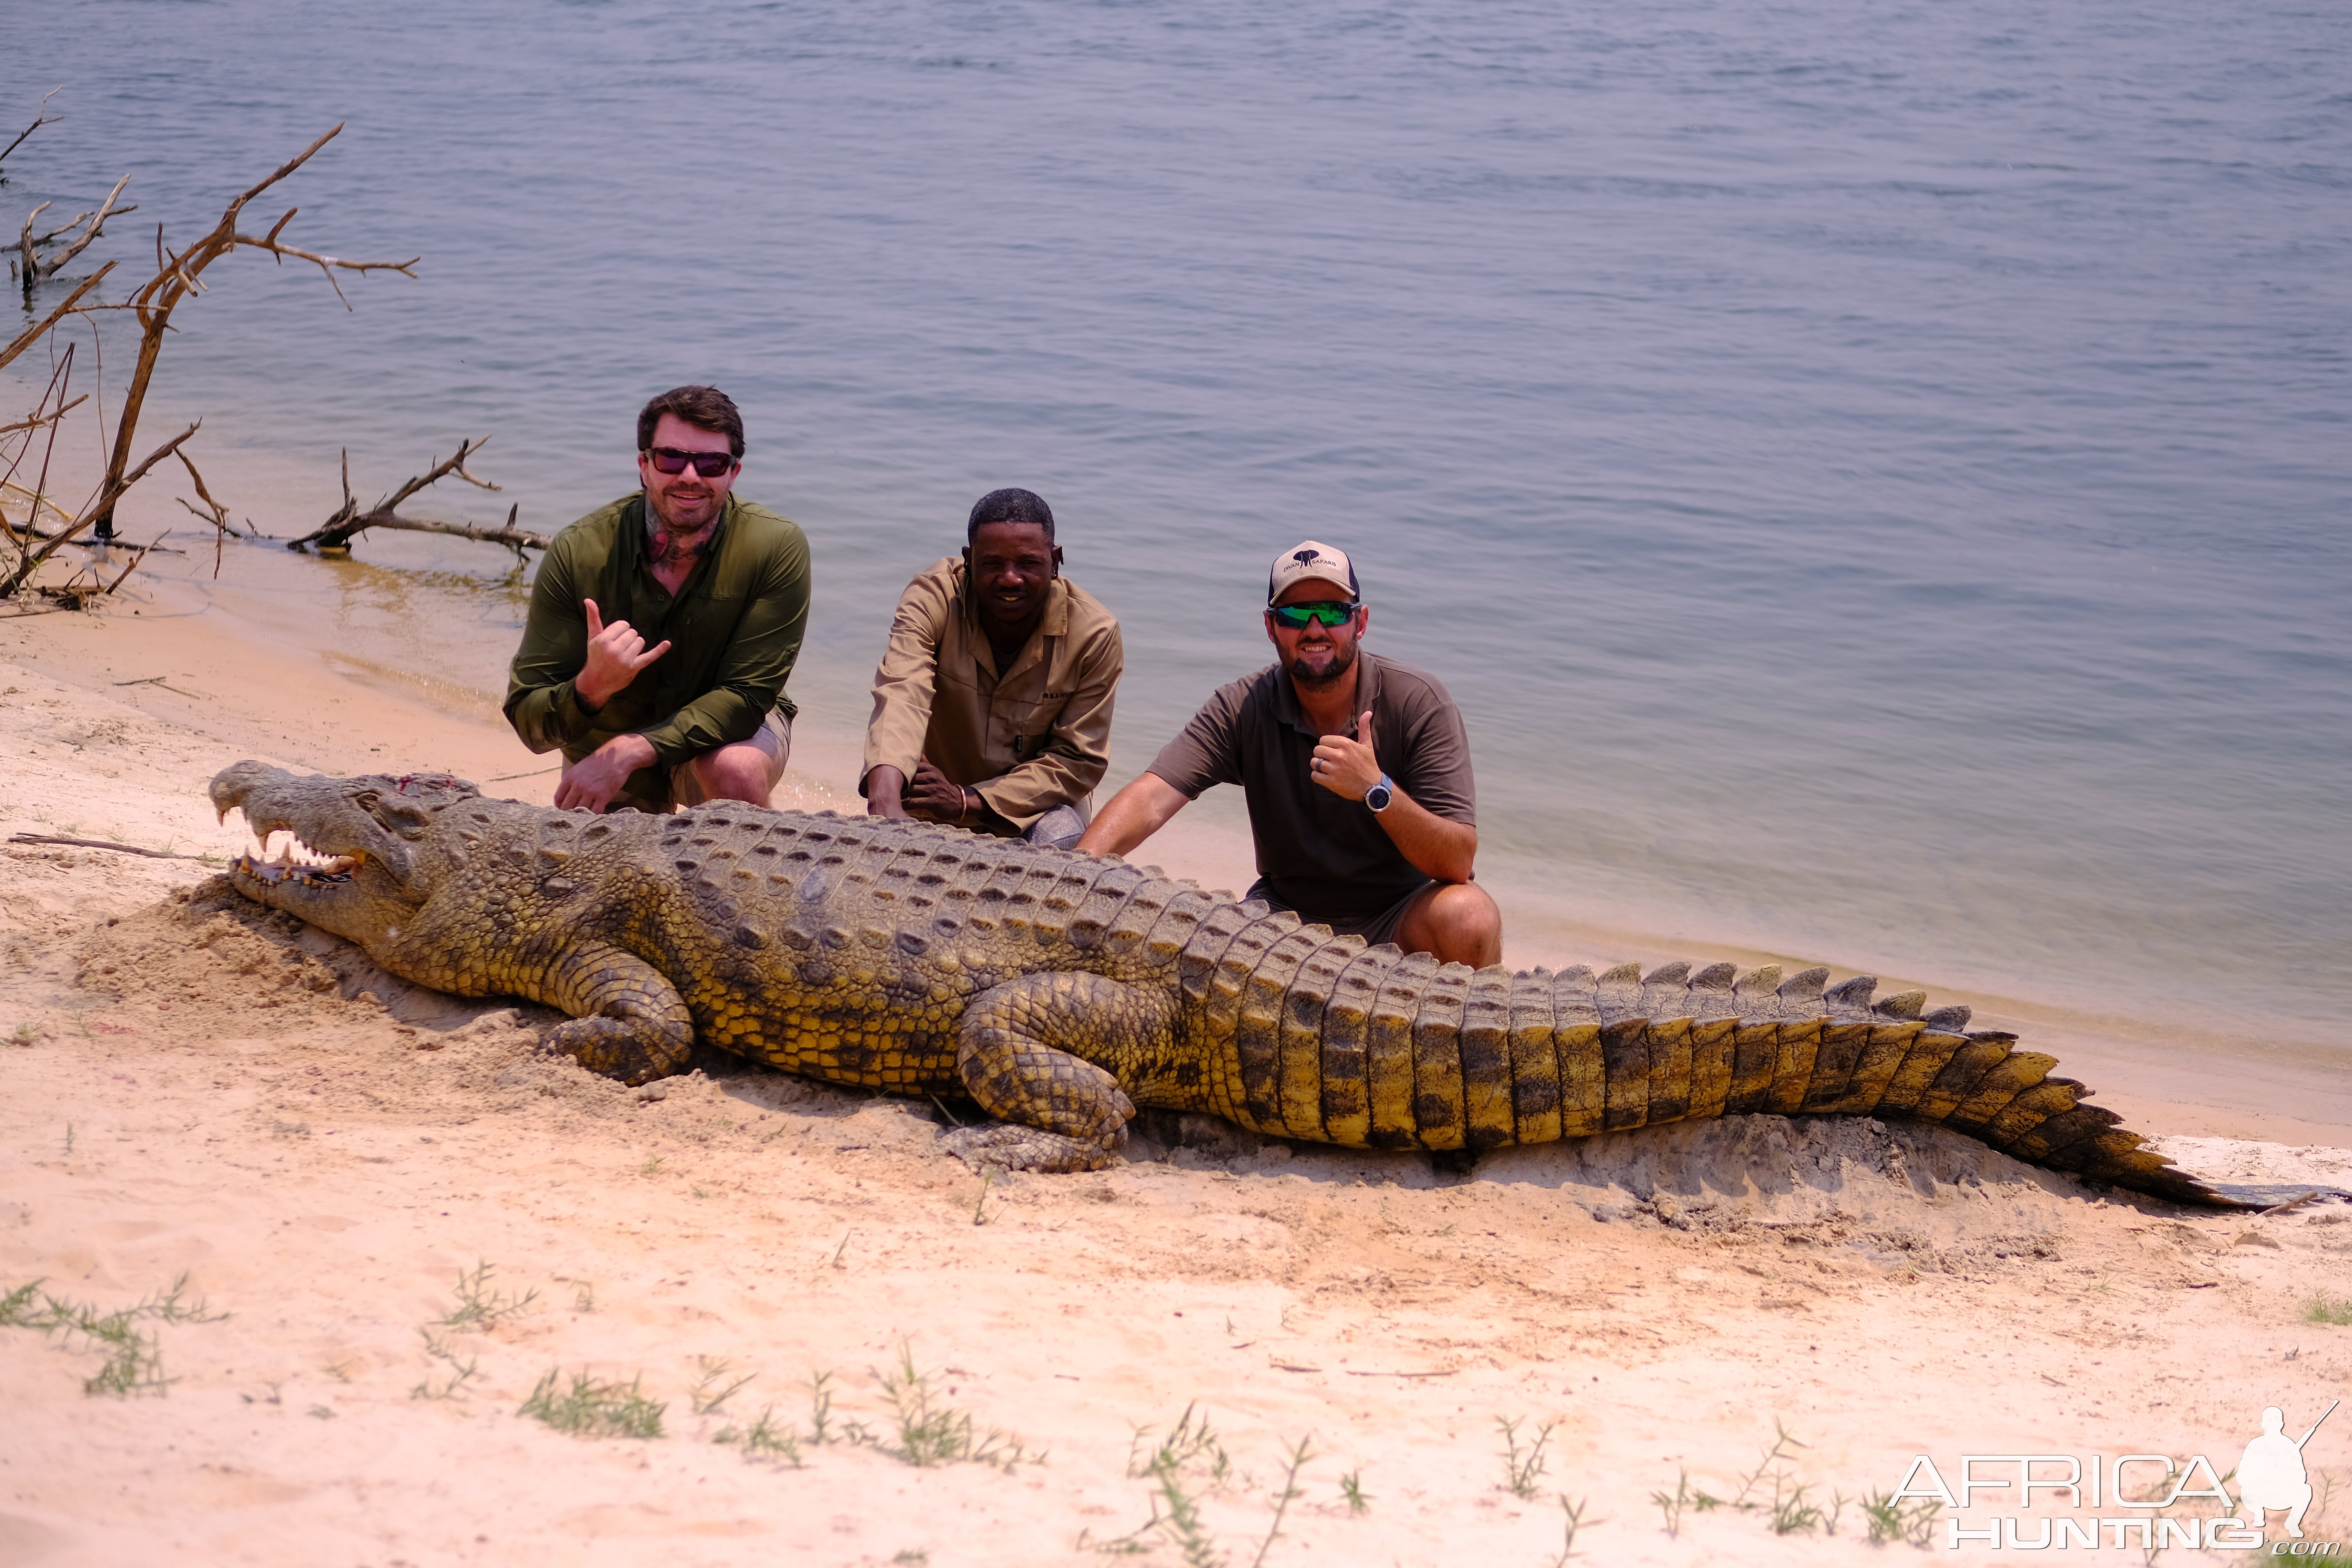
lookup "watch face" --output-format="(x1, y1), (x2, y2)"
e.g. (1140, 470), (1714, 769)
(1365, 781), (1393, 811)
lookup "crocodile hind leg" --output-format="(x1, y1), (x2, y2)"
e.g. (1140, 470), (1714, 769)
(945, 973), (1177, 1173)
(532, 940), (696, 1086)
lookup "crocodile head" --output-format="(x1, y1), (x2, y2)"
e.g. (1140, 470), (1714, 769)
(208, 760), (484, 946)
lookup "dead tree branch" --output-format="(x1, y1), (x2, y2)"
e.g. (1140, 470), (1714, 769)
(287, 437), (546, 560)
(81, 122), (416, 542)
(0, 89), (63, 181)
(2, 420), (197, 596)
(1, 125), (417, 592)
(0, 260), (113, 373)
(17, 173), (136, 295)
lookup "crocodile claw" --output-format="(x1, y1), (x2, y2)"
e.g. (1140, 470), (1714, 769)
(943, 1122), (1124, 1174)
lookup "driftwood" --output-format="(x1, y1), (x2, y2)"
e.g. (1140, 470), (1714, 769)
(286, 436), (549, 562)
(7, 833), (213, 862)
(1, 122), (415, 597)
(0, 89), (62, 183)
(17, 173), (136, 298)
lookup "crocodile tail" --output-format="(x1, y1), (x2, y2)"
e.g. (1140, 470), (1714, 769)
(1582, 961), (2223, 1205)
(1265, 941), (2223, 1204)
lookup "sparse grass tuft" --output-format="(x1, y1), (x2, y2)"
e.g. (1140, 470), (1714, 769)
(1338, 1467), (1370, 1514)
(411, 1328), (481, 1401)
(1499, 1415), (1557, 1499)
(808, 1369), (838, 1444)
(639, 1155), (665, 1178)
(435, 1260), (538, 1329)
(873, 1343), (1035, 1469)
(519, 1368), (666, 1439)
(2305, 1291), (2352, 1326)
(1768, 1476), (1824, 1536)
(1652, 1468), (1694, 1537)
(1733, 1416), (1809, 1507)
(1551, 1495), (1602, 1565)
(9, 1021), (35, 1047)
(1128, 1402), (1233, 1485)
(1246, 1435), (1313, 1568)
(715, 1405), (803, 1465)
(0, 1272), (224, 1398)
(691, 1357), (755, 1416)
(1862, 1487), (1943, 1547)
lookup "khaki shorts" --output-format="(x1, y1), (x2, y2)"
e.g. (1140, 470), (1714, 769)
(580, 708), (793, 814)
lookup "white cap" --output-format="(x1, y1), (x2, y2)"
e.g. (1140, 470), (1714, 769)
(1266, 539), (1360, 605)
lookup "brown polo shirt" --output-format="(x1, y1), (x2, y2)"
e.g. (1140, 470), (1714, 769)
(1147, 651), (1477, 923)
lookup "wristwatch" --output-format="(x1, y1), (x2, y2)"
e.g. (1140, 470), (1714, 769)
(1363, 773), (1395, 813)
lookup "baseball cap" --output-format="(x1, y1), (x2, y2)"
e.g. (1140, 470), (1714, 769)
(1266, 540), (1360, 605)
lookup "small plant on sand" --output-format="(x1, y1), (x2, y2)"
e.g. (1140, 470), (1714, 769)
(1732, 1416), (1809, 1508)
(1086, 1404), (1236, 1562)
(691, 1356), (755, 1416)
(807, 1369), (840, 1444)
(1245, 1436), (1314, 1568)
(436, 1260), (537, 1329)
(9, 1020), (35, 1047)
(2305, 1291), (2352, 1326)
(1338, 1467), (1370, 1514)
(1862, 1487), (1943, 1547)
(411, 1328), (480, 1401)
(519, 1367), (666, 1439)
(872, 1343), (1036, 1469)
(639, 1155), (666, 1178)
(715, 1405), (803, 1465)
(1499, 1415), (1558, 1499)
(1551, 1495), (1602, 1565)
(0, 1271), (224, 1398)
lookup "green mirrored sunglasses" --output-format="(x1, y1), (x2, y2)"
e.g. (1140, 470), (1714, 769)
(1270, 599), (1360, 630)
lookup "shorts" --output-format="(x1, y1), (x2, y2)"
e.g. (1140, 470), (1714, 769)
(583, 708), (793, 814)
(1242, 876), (1432, 950)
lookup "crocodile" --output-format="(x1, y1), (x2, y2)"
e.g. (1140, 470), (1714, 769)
(207, 760), (2228, 1204)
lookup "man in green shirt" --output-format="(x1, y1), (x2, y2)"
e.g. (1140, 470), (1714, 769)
(505, 386), (812, 814)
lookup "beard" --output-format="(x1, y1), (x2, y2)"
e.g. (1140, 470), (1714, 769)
(1283, 637), (1358, 691)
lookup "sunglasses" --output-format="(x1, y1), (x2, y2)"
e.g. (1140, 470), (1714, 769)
(644, 447), (738, 479)
(1270, 599), (1360, 630)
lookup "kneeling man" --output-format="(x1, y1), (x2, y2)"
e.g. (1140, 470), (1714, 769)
(1077, 540), (1501, 966)
(506, 385), (811, 814)
(862, 488), (1122, 849)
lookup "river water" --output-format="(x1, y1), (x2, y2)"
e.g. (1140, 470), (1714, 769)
(8, 0), (2349, 1045)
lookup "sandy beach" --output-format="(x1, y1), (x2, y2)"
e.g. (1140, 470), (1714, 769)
(4, 569), (2351, 1567)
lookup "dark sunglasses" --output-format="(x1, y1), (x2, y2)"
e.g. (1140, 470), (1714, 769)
(645, 447), (738, 479)
(1270, 599), (1360, 630)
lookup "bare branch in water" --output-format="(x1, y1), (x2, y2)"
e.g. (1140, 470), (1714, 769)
(289, 439), (547, 561)
(0, 88), (64, 177)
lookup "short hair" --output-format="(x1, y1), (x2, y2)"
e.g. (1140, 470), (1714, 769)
(966, 487), (1056, 545)
(637, 386), (745, 458)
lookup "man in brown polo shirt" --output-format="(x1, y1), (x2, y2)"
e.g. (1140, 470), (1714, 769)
(862, 488), (1122, 849)
(1077, 540), (1502, 966)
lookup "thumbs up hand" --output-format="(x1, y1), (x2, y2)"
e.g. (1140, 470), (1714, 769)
(1309, 709), (1383, 801)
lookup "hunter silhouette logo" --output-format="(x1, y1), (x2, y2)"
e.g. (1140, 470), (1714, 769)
(1889, 1398), (2341, 1551)
(2240, 1400), (2338, 1539)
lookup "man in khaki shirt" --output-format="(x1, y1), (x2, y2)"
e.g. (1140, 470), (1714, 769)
(861, 488), (1122, 848)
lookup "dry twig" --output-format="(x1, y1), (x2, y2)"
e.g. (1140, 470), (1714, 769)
(289, 437), (548, 560)
(0, 89), (63, 180)
(18, 174), (136, 296)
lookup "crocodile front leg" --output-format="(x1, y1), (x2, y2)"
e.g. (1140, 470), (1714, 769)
(531, 940), (695, 1086)
(945, 973), (1177, 1173)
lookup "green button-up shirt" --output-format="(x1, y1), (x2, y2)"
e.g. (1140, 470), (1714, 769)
(504, 492), (811, 795)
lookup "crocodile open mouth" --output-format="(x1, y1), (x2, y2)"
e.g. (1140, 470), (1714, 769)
(231, 832), (367, 888)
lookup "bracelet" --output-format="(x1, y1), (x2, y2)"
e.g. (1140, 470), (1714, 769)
(960, 787), (976, 828)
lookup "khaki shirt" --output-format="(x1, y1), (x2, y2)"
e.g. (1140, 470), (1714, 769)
(1147, 652), (1476, 922)
(505, 492), (811, 805)
(861, 557), (1122, 830)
